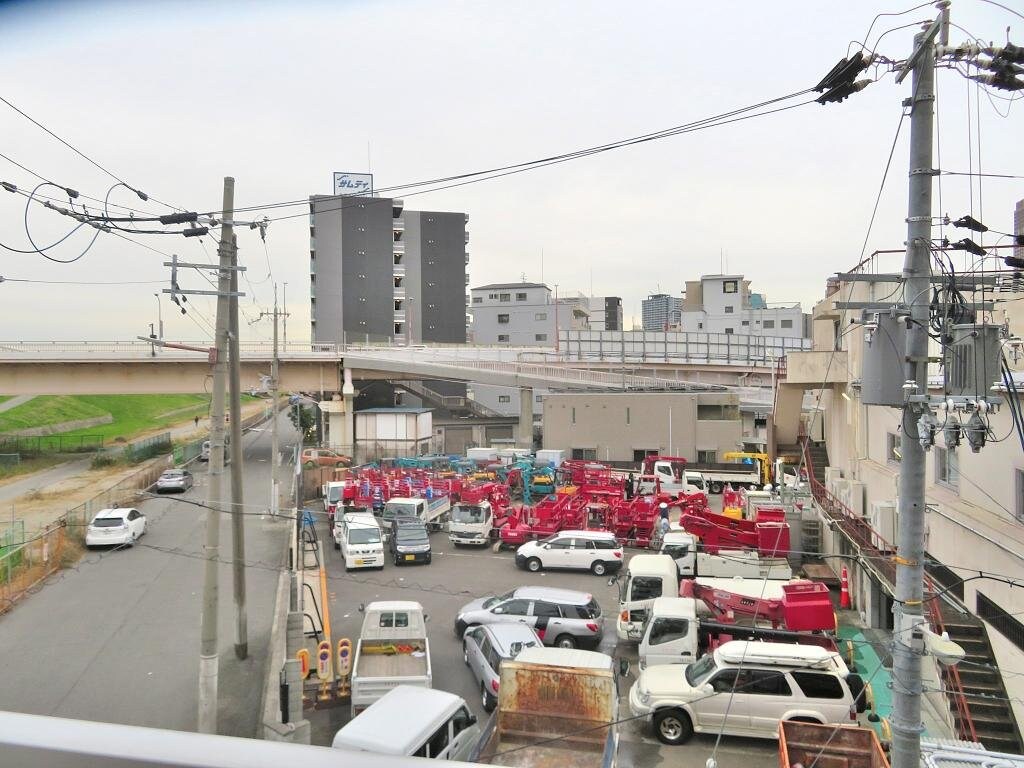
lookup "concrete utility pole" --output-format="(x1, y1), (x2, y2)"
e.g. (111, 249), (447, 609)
(282, 282), (288, 349)
(890, 17), (941, 768)
(228, 219), (247, 661)
(199, 176), (235, 734)
(270, 284), (281, 519)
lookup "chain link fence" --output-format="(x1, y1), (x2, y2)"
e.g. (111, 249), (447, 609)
(0, 434), (104, 455)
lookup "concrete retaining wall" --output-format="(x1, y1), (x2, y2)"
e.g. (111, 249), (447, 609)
(1, 414), (113, 437)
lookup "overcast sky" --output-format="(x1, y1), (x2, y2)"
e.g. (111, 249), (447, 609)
(0, 0), (1020, 341)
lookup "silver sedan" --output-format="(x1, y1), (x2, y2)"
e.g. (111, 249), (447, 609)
(155, 469), (194, 493)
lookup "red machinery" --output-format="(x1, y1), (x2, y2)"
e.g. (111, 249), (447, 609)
(677, 507), (790, 556)
(557, 460), (622, 489)
(680, 579), (836, 632)
(499, 492), (592, 546)
(459, 481), (513, 531)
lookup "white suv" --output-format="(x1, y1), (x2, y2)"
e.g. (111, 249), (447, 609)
(515, 530), (623, 576)
(629, 640), (867, 745)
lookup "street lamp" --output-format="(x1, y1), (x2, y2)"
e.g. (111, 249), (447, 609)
(154, 293), (164, 340)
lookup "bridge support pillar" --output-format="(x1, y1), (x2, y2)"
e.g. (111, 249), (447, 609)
(517, 387), (533, 449)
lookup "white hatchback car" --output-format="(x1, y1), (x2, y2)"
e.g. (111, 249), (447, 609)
(85, 508), (147, 548)
(515, 530), (624, 576)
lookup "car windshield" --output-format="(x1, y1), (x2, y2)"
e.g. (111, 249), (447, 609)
(685, 654), (718, 687)
(349, 528), (381, 545)
(482, 590), (517, 609)
(162, 471), (184, 478)
(452, 504), (486, 523)
(92, 517), (125, 527)
(327, 487), (343, 502)
(385, 502), (418, 519)
(396, 527), (428, 544)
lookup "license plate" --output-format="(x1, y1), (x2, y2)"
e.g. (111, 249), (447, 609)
(405, 554), (415, 561)
(354, 559), (364, 566)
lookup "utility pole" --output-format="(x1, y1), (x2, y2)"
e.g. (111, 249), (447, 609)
(271, 284), (281, 518)
(282, 282), (288, 349)
(890, 15), (941, 768)
(199, 176), (235, 734)
(228, 215), (247, 661)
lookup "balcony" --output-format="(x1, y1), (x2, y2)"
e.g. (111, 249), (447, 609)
(783, 350), (850, 386)
(464, 230), (470, 244)
(393, 264), (406, 277)
(393, 218), (405, 233)
(465, 252), (470, 265)
(393, 240), (405, 255)
(393, 287), (406, 300)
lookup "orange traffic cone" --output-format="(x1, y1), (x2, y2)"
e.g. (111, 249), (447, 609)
(840, 566), (851, 609)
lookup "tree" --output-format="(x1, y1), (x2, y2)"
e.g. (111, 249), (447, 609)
(289, 404), (316, 443)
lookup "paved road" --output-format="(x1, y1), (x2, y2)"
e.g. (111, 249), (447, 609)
(0, 412), (297, 736)
(305, 517), (777, 767)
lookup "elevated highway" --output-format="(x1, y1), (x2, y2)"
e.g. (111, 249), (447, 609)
(0, 341), (748, 395)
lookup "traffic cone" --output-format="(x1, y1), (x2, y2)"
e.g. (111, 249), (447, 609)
(840, 566), (851, 609)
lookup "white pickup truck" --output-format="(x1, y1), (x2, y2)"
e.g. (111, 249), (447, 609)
(350, 601), (432, 717)
(660, 531), (792, 580)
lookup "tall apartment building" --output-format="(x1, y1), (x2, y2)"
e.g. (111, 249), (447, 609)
(309, 194), (469, 344)
(641, 293), (683, 330)
(680, 274), (808, 339)
(469, 283), (589, 345)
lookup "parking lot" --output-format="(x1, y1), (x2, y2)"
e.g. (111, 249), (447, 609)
(307, 513), (778, 767)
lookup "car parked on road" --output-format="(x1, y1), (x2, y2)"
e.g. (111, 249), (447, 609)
(454, 586), (603, 649)
(301, 447), (351, 468)
(155, 468), (194, 493)
(199, 440), (230, 463)
(335, 511), (384, 571)
(515, 529), (624, 576)
(463, 623), (542, 712)
(389, 518), (432, 566)
(85, 508), (146, 548)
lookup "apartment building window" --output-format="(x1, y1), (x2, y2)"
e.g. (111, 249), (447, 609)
(633, 449), (657, 462)
(741, 320), (749, 326)
(763, 320), (775, 329)
(724, 328), (734, 335)
(535, 334), (547, 341)
(887, 432), (902, 463)
(498, 395), (511, 404)
(535, 313), (547, 321)
(472, 297), (482, 304)
(394, 300), (403, 311)
(497, 334), (510, 342)
(516, 292), (528, 301)
(935, 447), (959, 490)
(498, 314), (510, 324)
(499, 293), (511, 302)
(723, 280), (738, 293)
(572, 448), (597, 460)
(536, 394), (542, 402)
(571, 407), (576, 424)
(697, 404), (738, 420)
(626, 407), (630, 425)
(489, 293), (498, 299)
(724, 306), (734, 314)
(697, 450), (717, 464)
(394, 253), (402, 265)
(781, 319), (794, 329)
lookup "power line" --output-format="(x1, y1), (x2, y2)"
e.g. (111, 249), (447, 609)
(0, 276), (164, 286)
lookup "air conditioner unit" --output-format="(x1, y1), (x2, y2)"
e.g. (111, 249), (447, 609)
(845, 481), (866, 517)
(824, 466), (844, 487)
(830, 478), (849, 503)
(869, 500), (898, 545)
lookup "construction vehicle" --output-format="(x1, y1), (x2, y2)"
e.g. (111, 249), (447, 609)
(449, 481), (512, 546)
(635, 597), (839, 668)
(679, 578), (835, 631)
(639, 455), (695, 495)
(499, 492), (590, 547)
(676, 506), (790, 556)
(382, 494), (451, 533)
(660, 531), (792, 579)
(470, 647), (619, 767)
(685, 451), (770, 494)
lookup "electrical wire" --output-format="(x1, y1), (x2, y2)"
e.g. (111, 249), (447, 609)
(0, 277), (164, 285)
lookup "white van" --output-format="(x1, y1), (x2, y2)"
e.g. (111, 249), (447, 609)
(629, 640), (866, 745)
(332, 685), (480, 760)
(334, 512), (384, 571)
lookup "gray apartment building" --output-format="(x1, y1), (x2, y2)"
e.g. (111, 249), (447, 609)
(641, 293), (683, 330)
(310, 194), (469, 344)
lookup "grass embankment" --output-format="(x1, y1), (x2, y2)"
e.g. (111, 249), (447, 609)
(0, 394), (215, 444)
(0, 454), (69, 484)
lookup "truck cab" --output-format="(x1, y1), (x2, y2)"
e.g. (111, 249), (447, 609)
(334, 511), (384, 571)
(616, 554), (679, 641)
(449, 500), (493, 546)
(381, 498), (425, 532)
(637, 597), (700, 668)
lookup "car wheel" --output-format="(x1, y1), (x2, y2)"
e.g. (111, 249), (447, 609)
(653, 708), (693, 745)
(425, 554), (432, 565)
(710, 481), (723, 494)
(554, 634), (576, 649)
(526, 557), (542, 573)
(482, 682), (497, 713)
(591, 561), (608, 576)
(394, 555), (402, 566)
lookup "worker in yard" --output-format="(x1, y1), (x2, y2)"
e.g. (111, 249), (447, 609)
(625, 473), (635, 500)
(658, 503), (671, 533)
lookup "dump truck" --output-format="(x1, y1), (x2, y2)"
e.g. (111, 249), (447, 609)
(779, 721), (888, 768)
(471, 646), (619, 767)
(350, 601), (432, 718)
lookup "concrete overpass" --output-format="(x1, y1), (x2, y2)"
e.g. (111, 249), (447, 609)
(0, 341), (738, 396)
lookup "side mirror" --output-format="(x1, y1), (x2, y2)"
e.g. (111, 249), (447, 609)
(492, 607), (504, 614)
(468, 714), (478, 725)
(618, 659), (631, 678)
(606, 575), (618, 587)
(358, 603), (365, 613)
(424, 614), (431, 623)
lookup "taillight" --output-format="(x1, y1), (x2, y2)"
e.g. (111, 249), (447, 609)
(491, 679), (499, 693)
(586, 622), (599, 632)
(620, 611), (628, 622)
(849, 707), (857, 721)
(613, 551), (622, 558)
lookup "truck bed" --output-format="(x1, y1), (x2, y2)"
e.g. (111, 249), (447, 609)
(354, 640), (428, 678)
(485, 739), (606, 768)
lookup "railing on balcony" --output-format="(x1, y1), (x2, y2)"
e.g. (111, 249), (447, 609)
(800, 439), (977, 744)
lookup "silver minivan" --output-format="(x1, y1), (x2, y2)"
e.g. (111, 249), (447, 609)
(463, 623), (542, 712)
(455, 586), (603, 649)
